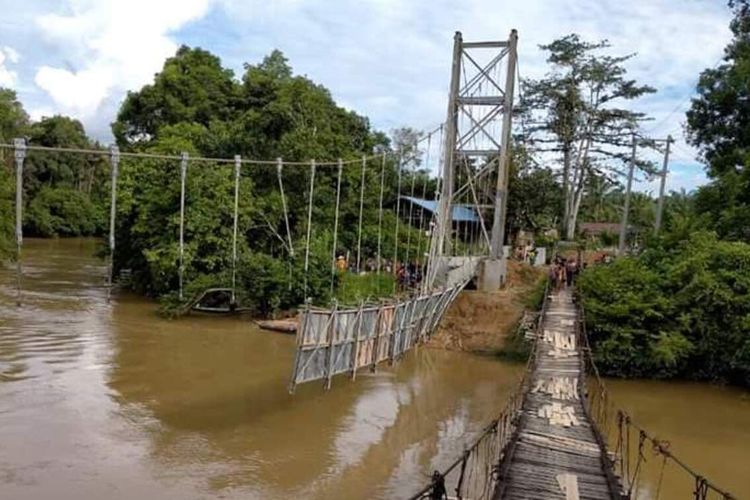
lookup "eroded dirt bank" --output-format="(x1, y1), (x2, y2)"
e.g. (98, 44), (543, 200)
(429, 262), (545, 353)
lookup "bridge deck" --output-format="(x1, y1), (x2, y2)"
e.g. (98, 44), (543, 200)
(497, 288), (616, 500)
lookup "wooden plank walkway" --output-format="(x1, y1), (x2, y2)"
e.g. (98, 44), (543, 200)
(496, 288), (618, 500)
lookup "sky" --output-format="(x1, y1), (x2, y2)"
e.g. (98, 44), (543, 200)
(0, 0), (735, 193)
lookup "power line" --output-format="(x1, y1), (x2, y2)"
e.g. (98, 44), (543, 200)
(643, 55), (726, 135)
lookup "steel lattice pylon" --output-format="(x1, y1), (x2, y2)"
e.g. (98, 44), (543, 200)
(426, 30), (518, 290)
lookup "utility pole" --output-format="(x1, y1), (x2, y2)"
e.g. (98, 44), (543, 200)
(489, 29), (518, 260)
(654, 135), (673, 235)
(618, 132), (636, 256)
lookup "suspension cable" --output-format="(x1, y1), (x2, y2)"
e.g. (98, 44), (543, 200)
(392, 152), (403, 294)
(356, 155), (366, 272)
(416, 133), (432, 269)
(405, 145), (418, 267)
(276, 158), (294, 256)
(330, 159), (343, 296)
(178, 152), (188, 301)
(376, 152), (386, 289)
(231, 155), (241, 305)
(303, 160), (316, 300)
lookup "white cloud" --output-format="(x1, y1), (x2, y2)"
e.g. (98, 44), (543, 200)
(0, 46), (20, 87)
(2, 0), (734, 189)
(2, 46), (20, 64)
(32, 0), (213, 120)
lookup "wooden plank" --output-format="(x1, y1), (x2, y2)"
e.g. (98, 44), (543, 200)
(498, 288), (617, 500)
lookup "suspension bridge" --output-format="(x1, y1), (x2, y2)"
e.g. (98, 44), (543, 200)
(0, 29), (736, 500)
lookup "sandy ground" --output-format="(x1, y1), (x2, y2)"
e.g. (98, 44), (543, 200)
(430, 261), (545, 353)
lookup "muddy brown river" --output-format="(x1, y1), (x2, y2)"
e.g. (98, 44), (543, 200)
(1, 239), (748, 499)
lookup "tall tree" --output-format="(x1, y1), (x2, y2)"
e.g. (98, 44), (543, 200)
(0, 88), (28, 143)
(521, 34), (655, 239)
(687, 1), (750, 241)
(0, 88), (28, 257)
(112, 46), (238, 147)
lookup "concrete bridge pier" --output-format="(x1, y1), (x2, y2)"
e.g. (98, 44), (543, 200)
(478, 257), (507, 291)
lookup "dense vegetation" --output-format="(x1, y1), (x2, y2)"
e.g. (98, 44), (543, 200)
(0, 92), (108, 245)
(108, 49), (433, 312)
(0, 1), (748, 386)
(579, 232), (750, 387)
(576, 1), (750, 388)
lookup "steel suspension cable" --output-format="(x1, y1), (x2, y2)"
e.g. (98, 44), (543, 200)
(425, 124), (445, 293)
(356, 155), (366, 272)
(231, 155), (241, 304)
(376, 152), (386, 284)
(178, 152), (188, 301)
(416, 133), (432, 268)
(330, 159), (343, 295)
(107, 145), (120, 302)
(392, 153), (403, 293)
(405, 148), (418, 267)
(277, 158), (294, 256)
(303, 160), (316, 300)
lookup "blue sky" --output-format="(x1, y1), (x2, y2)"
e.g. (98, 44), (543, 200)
(0, 0), (734, 192)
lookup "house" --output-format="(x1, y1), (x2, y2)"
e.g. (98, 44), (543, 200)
(579, 222), (621, 238)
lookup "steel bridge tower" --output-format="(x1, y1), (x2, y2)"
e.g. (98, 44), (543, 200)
(427, 30), (518, 291)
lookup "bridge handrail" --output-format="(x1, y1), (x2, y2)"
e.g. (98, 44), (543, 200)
(577, 291), (736, 500)
(408, 278), (550, 500)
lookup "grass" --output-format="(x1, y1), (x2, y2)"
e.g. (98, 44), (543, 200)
(335, 272), (397, 306)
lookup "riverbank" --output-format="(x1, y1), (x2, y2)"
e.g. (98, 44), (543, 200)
(429, 261), (546, 355)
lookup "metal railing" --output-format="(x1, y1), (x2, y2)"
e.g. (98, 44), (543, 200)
(409, 282), (736, 500)
(578, 295), (736, 500)
(408, 279), (549, 500)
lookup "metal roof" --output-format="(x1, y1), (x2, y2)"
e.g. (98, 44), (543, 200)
(400, 196), (479, 223)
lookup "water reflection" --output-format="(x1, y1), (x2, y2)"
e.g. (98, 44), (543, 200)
(607, 379), (750, 499)
(2, 239), (748, 499)
(0, 238), (524, 499)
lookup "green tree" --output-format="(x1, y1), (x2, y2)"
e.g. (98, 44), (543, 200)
(686, 1), (750, 242)
(506, 150), (563, 235)
(21, 116), (107, 236)
(0, 88), (29, 257)
(579, 231), (750, 387)
(0, 88), (28, 143)
(113, 46), (238, 147)
(521, 34), (655, 240)
(110, 47), (422, 314)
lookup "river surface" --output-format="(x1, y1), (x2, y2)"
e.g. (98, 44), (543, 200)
(0, 239), (748, 499)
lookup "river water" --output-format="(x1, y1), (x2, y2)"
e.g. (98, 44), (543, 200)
(0, 239), (748, 499)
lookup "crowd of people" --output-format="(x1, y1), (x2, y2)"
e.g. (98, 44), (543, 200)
(335, 254), (424, 291)
(548, 254), (581, 290)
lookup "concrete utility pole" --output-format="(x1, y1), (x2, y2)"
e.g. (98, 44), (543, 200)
(618, 132), (637, 256)
(489, 29), (518, 260)
(654, 135), (673, 235)
(14, 138), (26, 306)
